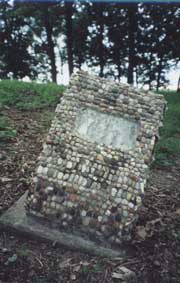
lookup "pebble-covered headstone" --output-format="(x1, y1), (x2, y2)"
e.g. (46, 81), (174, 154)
(26, 71), (166, 245)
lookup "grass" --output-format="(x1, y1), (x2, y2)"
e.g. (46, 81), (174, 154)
(0, 113), (17, 139)
(0, 79), (64, 110)
(40, 111), (55, 133)
(0, 79), (179, 165)
(154, 91), (180, 166)
(0, 79), (64, 139)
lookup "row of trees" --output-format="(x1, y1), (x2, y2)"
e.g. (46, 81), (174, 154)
(0, 1), (180, 90)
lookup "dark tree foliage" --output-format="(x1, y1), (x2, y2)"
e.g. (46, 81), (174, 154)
(0, 1), (179, 89)
(64, 2), (74, 76)
(137, 4), (180, 90)
(23, 2), (64, 83)
(85, 3), (109, 77)
(106, 4), (128, 81)
(127, 4), (138, 85)
(73, 4), (89, 70)
(0, 2), (38, 79)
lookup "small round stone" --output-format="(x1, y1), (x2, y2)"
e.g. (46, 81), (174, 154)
(42, 167), (48, 175)
(47, 168), (54, 178)
(82, 217), (90, 226)
(81, 210), (87, 217)
(67, 161), (73, 169)
(127, 192), (132, 201)
(115, 213), (121, 222)
(136, 196), (142, 204)
(46, 186), (54, 193)
(98, 216), (103, 222)
(111, 206), (117, 213)
(58, 172), (63, 179)
(122, 210), (128, 218)
(96, 154), (104, 161)
(105, 210), (111, 216)
(115, 197), (122, 204)
(111, 188), (117, 197)
(129, 202), (134, 209)
(58, 158), (62, 165)
(37, 166), (43, 175)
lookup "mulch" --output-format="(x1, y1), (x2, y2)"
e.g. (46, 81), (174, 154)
(0, 108), (179, 283)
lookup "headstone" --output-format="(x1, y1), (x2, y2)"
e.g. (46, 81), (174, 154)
(26, 71), (166, 246)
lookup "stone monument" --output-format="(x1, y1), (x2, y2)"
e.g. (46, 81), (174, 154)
(26, 71), (166, 246)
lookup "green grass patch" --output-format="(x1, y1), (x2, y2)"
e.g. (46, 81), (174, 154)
(0, 79), (64, 110)
(0, 115), (16, 139)
(40, 111), (55, 133)
(154, 91), (180, 166)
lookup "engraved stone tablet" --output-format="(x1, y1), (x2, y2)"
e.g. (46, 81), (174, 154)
(26, 71), (166, 247)
(74, 108), (138, 150)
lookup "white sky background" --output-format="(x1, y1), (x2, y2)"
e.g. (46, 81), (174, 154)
(56, 35), (180, 89)
(54, 15), (180, 90)
(23, 33), (180, 89)
(167, 66), (180, 90)
(56, 61), (180, 90)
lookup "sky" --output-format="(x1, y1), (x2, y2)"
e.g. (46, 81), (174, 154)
(167, 66), (180, 90)
(55, 36), (180, 89)
(55, 63), (180, 90)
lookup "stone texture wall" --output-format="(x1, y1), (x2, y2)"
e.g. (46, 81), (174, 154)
(26, 71), (166, 245)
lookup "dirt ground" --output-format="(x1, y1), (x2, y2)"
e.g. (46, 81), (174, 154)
(0, 108), (180, 283)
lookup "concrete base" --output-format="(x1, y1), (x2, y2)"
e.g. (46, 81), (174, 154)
(0, 193), (131, 258)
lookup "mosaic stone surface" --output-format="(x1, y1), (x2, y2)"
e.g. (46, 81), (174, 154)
(26, 71), (166, 245)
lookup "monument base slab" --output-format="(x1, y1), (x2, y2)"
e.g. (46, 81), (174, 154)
(0, 192), (131, 259)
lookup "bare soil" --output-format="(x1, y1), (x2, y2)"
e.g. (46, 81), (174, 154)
(0, 108), (179, 283)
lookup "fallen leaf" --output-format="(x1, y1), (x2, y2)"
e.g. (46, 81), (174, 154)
(136, 226), (147, 239)
(80, 260), (90, 266)
(7, 254), (18, 263)
(70, 274), (76, 280)
(112, 272), (124, 279)
(59, 258), (72, 269)
(175, 208), (180, 215)
(112, 266), (136, 281)
(1, 177), (12, 182)
(147, 218), (162, 226)
(73, 265), (81, 272)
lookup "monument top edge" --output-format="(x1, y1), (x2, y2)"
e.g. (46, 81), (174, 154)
(69, 70), (166, 103)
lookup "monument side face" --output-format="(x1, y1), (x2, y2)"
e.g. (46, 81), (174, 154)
(26, 71), (166, 245)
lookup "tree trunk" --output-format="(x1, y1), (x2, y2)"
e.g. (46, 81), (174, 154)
(65, 2), (74, 76)
(44, 8), (57, 83)
(98, 7), (104, 78)
(99, 9), (104, 77)
(127, 6), (136, 85)
(149, 53), (154, 90)
(117, 63), (121, 82)
(135, 67), (139, 88)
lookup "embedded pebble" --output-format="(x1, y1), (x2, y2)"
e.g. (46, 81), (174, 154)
(111, 188), (117, 197)
(67, 161), (73, 169)
(81, 210), (87, 217)
(37, 166), (43, 175)
(58, 172), (63, 179)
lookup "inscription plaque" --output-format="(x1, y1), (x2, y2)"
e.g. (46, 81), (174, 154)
(74, 108), (138, 150)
